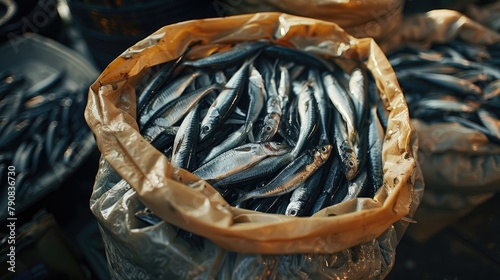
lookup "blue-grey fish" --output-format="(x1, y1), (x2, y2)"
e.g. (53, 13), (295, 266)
(199, 56), (256, 141)
(332, 109), (358, 181)
(140, 70), (203, 126)
(193, 142), (290, 183)
(246, 66), (266, 142)
(171, 104), (201, 171)
(232, 145), (331, 205)
(323, 72), (357, 143)
(183, 41), (268, 69)
(291, 84), (318, 158)
(285, 166), (324, 217)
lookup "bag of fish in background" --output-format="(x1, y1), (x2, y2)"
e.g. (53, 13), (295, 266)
(381, 9), (500, 241)
(85, 13), (423, 279)
(213, 0), (404, 47)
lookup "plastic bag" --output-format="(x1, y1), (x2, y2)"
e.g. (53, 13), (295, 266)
(381, 10), (500, 241)
(85, 13), (422, 278)
(463, 2), (500, 32)
(213, 0), (404, 44)
(380, 9), (500, 51)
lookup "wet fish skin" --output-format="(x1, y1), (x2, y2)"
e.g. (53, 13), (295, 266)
(332, 109), (358, 181)
(367, 106), (385, 191)
(285, 166), (324, 217)
(340, 169), (369, 203)
(277, 65), (290, 110)
(171, 104), (201, 171)
(412, 72), (483, 97)
(262, 45), (335, 72)
(140, 70), (203, 126)
(477, 108), (500, 140)
(198, 125), (247, 166)
(323, 72), (357, 144)
(291, 84), (318, 158)
(212, 151), (294, 188)
(183, 41), (268, 69)
(444, 115), (500, 145)
(255, 59), (281, 143)
(194, 142), (290, 183)
(142, 84), (219, 132)
(199, 56), (255, 141)
(308, 69), (330, 145)
(233, 144), (332, 205)
(24, 70), (64, 99)
(348, 67), (369, 131)
(309, 156), (343, 215)
(246, 66), (266, 142)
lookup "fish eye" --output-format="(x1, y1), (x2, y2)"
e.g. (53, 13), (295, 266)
(321, 146), (328, 153)
(348, 160), (355, 167)
(265, 126), (272, 132)
(289, 209), (297, 216)
(202, 125), (210, 132)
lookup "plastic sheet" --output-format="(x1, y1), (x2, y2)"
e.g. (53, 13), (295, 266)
(214, 0), (404, 44)
(86, 13), (423, 279)
(381, 9), (500, 51)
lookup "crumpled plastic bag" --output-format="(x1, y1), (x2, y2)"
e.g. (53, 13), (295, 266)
(380, 9), (500, 51)
(213, 0), (404, 44)
(381, 10), (500, 241)
(463, 2), (500, 32)
(85, 12), (423, 279)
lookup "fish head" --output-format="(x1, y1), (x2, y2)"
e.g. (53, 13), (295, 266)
(285, 202), (302, 216)
(263, 141), (290, 154)
(344, 153), (358, 181)
(318, 144), (333, 162)
(199, 108), (220, 140)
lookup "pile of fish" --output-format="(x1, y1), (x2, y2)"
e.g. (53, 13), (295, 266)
(133, 40), (388, 225)
(0, 70), (89, 200)
(387, 41), (500, 144)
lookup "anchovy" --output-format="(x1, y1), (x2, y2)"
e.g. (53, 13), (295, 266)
(171, 104), (201, 171)
(291, 84), (318, 158)
(348, 67), (369, 130)
(262, 45), (335, 72)
(256, 59), (281, 143)
(367, 106), (385, 191)
(183, 41), (268, 69)
(478, 108), (500, 140)
(285, 167), (324, 217)
(212, 153), (293, 188)
(308, 69), (330, 145)
(138, 61), (178, 112)
(444, 116), (500, 145)
(412, 72), (483, 97)
(340, 169), (369, 202)
(24, 70), (64, 99)
(143, 84), (219, 132)
(193, 142), (290, 183)
(233, 145), (331, 205)
(323, 72), (357, 143)
(199, 56), (255, 141)
(309, 156), (344, 215)
(332, 109), (358, 181)
(198, 125), (247, 166)
(140, 70), (203, 126)
(277, 65), (290, 111)
(245, 66), (266, 142)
